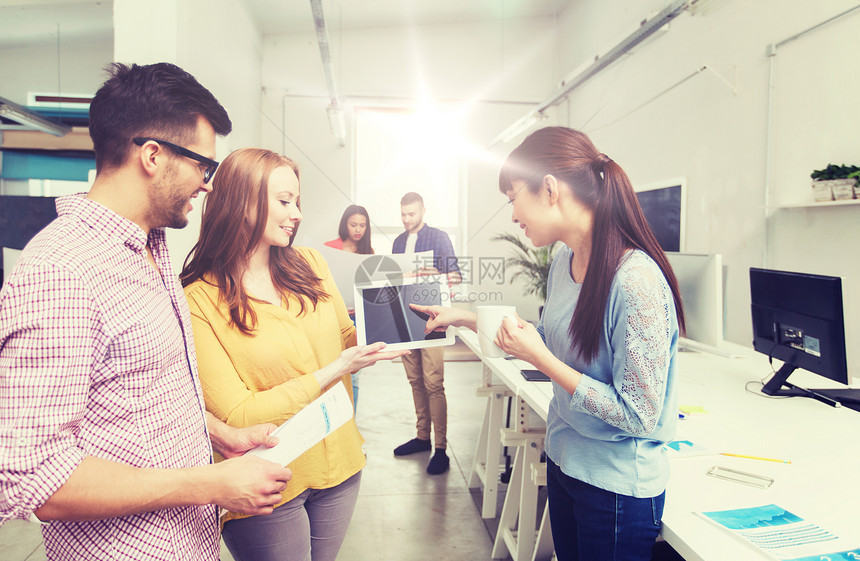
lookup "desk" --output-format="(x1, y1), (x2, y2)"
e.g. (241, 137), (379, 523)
(459, 329), (860, 560)
(662, 345), (860, 560)
(459, 329), (552, 561)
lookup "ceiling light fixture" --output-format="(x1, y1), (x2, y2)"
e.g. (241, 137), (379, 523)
(489, 0), (689, 147)
(327, 105), (347, 147)
(497, 112), (546, 144)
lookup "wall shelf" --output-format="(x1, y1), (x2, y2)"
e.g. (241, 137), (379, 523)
(769, 198), (860, 210)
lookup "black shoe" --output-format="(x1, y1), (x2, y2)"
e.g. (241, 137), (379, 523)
(426, 449), (449, 475)
(393, 438), (432, 456)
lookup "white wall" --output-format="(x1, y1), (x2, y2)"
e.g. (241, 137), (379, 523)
(114, 0), (263, 272)
(0, 38), (112, 106)
(263, 0), (860, 347)
(526, 0), (860, 354)
(5, 1), (857, 354)
(261, 17), (557, 318)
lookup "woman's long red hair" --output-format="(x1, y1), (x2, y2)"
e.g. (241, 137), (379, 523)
(181, 148), (328, 334)
(499, 127), (685, 363)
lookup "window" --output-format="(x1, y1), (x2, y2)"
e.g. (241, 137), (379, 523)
(354, 107), (465, 252)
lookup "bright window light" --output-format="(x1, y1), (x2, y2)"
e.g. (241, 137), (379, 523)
(354, 106), (465, 229)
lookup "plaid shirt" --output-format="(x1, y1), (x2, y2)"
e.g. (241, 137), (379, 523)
(0, 195), (218, 561)
(392, 223), (460, 274)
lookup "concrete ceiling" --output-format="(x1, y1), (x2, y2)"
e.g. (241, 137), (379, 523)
(0, 0), (571, 49)
(244, 0), (572, 34)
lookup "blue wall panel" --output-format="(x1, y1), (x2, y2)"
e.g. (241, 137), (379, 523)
(1, 150), (95, 181)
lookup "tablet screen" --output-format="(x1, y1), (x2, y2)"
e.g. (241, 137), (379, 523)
(355, 278), (455, 351)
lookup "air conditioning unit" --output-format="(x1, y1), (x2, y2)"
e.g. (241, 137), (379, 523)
(26, 92), (93, 109)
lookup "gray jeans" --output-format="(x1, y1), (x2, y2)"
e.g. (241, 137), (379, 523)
(222, 471), (362, 561)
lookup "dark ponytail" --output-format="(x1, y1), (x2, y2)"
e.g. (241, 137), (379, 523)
(500, 127), (685, 363)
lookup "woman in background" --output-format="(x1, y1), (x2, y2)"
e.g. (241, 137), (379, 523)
(181, 148), (406, 561)
(412, 127), (685, 561)
(324, 204), (374, 409)
(324, 204), (374, 254)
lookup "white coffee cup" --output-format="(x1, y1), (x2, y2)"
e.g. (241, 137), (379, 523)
(476, 305), (517, 358)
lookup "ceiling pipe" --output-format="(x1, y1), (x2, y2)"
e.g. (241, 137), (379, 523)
(310, 0), (346, 147)
(489, 0), (690, 147)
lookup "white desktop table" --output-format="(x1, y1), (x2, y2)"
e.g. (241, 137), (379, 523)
(458, 328), (860, 561)
(661, 345), (860, 560)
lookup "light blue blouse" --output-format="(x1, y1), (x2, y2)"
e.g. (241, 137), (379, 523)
(539, 245), (678, 498)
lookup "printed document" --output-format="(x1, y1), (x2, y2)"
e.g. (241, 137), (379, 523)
(247, 381), (354, 466)
(698, 504), (860, 560)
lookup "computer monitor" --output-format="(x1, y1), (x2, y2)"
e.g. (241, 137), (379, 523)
(667, 253), (723, 348)
(634, 178), (686, 253)
(749, 267), (859, 411)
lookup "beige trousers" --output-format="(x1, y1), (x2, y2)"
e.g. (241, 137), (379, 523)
(401, 346), (447, 450)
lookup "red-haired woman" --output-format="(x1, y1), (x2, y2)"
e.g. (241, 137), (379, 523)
(412, 127), (685, 560)
(181, 148), (406, 561)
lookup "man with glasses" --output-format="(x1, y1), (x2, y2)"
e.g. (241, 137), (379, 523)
(0, 63), (291, 561)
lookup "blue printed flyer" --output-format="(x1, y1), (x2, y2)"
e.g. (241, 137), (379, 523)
(698, 504), (860, 560)
(247, 381), (353, 467)
(664, 439), (714, 458)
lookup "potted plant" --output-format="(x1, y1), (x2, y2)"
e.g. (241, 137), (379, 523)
(849, 170), (860, 199)
(492, 232), (558, 317)
(810, 163), (859, 202)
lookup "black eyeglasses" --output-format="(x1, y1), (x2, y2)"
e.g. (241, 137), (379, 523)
(133, 137), (219, 183)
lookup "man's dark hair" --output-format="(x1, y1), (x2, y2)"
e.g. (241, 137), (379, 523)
(400, 192), (424, 206)
(89, 62), (232, 173)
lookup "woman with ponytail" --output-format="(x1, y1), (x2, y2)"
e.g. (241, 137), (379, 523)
(412, 127), (684, 560)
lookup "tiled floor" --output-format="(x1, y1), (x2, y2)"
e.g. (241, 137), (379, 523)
(339, 355), (498, 561)
(0, 348), (507, 561)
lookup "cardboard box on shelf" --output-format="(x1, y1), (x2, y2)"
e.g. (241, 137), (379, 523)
(1, 127), (93, 151)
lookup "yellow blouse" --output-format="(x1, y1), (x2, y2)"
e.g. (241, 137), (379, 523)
(184, 247), (364, 522)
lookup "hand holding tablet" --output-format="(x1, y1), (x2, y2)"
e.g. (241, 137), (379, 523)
(339, 342), (411, 372)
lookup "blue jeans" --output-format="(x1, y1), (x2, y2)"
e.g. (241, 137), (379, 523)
(546, 459), (664, 561)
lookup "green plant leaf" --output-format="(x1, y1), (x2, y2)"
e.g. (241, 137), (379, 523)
(811, 163), (860, 181)
(491, 233), (559, 302)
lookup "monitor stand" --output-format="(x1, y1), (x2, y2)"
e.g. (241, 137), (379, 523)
(762, 363), (860, 413)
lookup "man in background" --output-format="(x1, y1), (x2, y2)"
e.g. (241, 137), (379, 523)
(0, 62), (291, 561)
(391, 192), (461, 475)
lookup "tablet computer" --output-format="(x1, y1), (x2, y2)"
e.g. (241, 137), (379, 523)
(354, 276), (455, 351)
